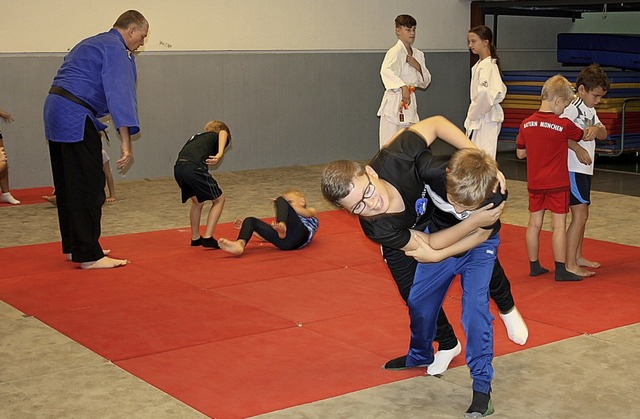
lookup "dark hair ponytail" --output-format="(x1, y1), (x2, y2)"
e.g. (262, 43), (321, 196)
(470, 25), (501, 72)
(489, 45), (501, 72)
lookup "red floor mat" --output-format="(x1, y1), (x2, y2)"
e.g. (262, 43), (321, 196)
(1, 210), (638, 418)
(118, 327), (420, 419)
(0, 186), (54, 206)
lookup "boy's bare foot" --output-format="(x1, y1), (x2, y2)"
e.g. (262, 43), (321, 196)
(43, 195), (57, 205)
(80, 256), (129, 269)
(218, 238), (245, 256)
(577, 257), (600, 269)
(271, 221), (287, 239)
(567, 266), (596, 277)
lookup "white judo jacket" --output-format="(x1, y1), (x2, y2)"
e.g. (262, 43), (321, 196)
(377, 40), (431, 126)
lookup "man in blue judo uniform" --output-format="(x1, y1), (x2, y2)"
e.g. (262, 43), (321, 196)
(44, 10), (148, 269)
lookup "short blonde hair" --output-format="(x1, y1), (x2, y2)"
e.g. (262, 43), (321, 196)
(283, 188), (303, 197)
(203, 120), (231, 141)
(446, 148), (499, 208)
(541, 74), (574, 102)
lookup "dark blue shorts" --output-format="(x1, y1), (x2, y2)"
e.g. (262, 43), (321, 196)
(570, 172), (591, 206)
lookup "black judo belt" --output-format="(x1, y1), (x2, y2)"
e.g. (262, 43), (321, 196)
(48, 86), (110, 143)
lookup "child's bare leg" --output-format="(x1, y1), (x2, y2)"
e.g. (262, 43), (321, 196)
(551, 212), (582, 281)
(218, 238), (246, 256)
(0, 145), (19, 204)
(526, 211), (548, 276)
(550, 212), (567, 263)
(0, 169), (20, 205)
(566, 204), (595, 276)
(203, 194), (225, 239)
(525, 211), (543, 261)
(80, 256), (129, 269)
(577, 240), (601, 268)
(189, 198), (204, 240)
(271, 221), (287, 239)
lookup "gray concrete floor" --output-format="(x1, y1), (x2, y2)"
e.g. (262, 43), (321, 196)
(1, 160), (639, 418)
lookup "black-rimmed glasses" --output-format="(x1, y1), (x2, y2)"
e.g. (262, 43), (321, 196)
(350, 173), (376, 215)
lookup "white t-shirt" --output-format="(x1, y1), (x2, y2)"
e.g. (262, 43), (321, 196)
(561, 97), (600, 175)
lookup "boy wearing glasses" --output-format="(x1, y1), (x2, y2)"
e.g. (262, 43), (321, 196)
(321, 115), (525, 417)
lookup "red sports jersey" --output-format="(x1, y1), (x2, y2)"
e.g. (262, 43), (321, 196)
(516, 111), (583, 193)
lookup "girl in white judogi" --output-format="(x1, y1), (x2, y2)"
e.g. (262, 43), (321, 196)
(464, 25), (507, 159)
(377, 15), (431, 149)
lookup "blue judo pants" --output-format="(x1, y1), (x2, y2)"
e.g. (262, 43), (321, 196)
(406, 234), (499, 394)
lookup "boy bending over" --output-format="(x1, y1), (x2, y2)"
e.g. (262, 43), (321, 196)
(322, 115), (528, 417)
(174, 120), (231, 249)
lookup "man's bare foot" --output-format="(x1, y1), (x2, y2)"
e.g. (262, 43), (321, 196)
(218, 238), (245, 256)
(271, 221), (287, 239)
(80, 256), (129, 269)
(43, 195), (57, 205)
(105, 197), (116, 203)
(577, 257), (601, 268)
(567, 266), (596, 277)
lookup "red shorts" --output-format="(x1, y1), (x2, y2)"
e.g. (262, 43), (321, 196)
(528, 190), (569, 214)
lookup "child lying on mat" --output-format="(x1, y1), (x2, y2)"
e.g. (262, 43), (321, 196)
(218, 189), (319, 256)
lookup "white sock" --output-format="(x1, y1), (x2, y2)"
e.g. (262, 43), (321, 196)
(499, 306), (528, 345)
(427, 340), (461, 376)
(1, 192), (20, 204)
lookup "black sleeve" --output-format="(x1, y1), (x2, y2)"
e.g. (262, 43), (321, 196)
(415, 153), (448, 182)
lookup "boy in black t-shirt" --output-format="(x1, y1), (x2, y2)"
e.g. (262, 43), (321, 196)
(174, 120), (231, 248)
(321, 115), (526, 417)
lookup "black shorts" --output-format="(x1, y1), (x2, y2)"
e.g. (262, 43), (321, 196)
(569, 172), (591, 206)
(174, 161), (222, 203)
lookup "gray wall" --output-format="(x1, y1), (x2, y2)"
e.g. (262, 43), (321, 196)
(0, 51), (469, 188)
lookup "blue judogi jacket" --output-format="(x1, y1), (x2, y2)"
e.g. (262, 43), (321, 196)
(44, 28), (140, 142)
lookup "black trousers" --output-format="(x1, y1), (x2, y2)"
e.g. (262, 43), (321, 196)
(381, 246), (514, 350)
(237, 197), (309, 250)
(48, 117), (106, 262)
